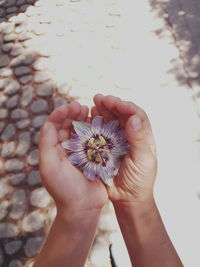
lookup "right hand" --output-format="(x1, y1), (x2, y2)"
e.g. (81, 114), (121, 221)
(92, 94), (157, 205)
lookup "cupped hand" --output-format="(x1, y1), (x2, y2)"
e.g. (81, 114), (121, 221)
(92, 94), (157, 205)
(39, 102), (108, 216)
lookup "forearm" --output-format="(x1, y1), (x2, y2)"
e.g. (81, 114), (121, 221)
(33, 208), (101, 267)
(113, 198), (183, 267)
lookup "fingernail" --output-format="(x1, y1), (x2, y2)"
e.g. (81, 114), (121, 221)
(131, 115), (142, 131)
(43, 122), (51, 134)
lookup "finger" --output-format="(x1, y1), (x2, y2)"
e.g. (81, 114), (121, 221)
(58, 129), (70, 142)
(39, 122), (60, 177)
(76, 105), (89, 121)
(93, 94), (116, 121)
(47, 104), (69, 129)
(61, 101), (82, 128)
(91, 106), (100, 118)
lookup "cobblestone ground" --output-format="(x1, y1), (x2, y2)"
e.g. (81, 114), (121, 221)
(0, 0), (200, 267)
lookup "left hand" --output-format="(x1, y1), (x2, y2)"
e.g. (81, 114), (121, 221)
(39, 102), (108, 218)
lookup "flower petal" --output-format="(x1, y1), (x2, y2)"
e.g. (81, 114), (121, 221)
(68, 151), (88, 166)
(91, 116), (104, 135)
(72, 121), (92, 141)
(61, 139), (84, 152)
(83, 161), (97, 180)
(102, 120), (119, 138)
(111, 143), (129, 157)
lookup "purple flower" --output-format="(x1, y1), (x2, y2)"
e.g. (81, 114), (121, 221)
(61, 116), (128, 185)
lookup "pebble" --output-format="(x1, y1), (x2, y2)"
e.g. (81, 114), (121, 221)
(34, 72), (52, 83)
(5, 0), (16, 7)
(30, 188), (51, 208)
(0, 95), (8, 107)
(0, 201), (9, 220)
(18, 32), (32, 41)
(20, 85), (33, 106)
(0, 179), (9, 199)
(16, 0), (27, 6)
(19, 74), (33, 84)
(22, 211), (45, 232)
(2, 43), (14, 53)
(9, 189), (26, 219)
(0, 78), (9, 90)
(4, 80), (20, 95)
(4, 240), (22, 255)
(0, 247), (4, 267)
(27, 170), (41, 186)
(33, 58), (49, 71)
(10, 173), (26, 186)
(10, 44), (24, 57)
(53, 97), (68, 109)
(0, 22), (14, 33)
(30, 99), (48, 114)
(24, 236), (44, 257)
(0, 223), (19, 238)
(6, 95), (19, 109)
(98, 214), (119, 232)
(0, 108), (8, 119)
(14, 66), (32, 77)
(6, 6), (18, 13)
(3, 33), (18, 42)
(20, 4), (31, 12)
(0, 8), (4, 17)
(5, 159), (24, 172)
(0, 122), (5, 133)
(89, 237), (110, 266)
(15, 24), (26, 33)
(32, 130), (40, 145)
(32, 115), (47, 128)
(36, 82), (54, 96)
(10, 53), (36, 67)
(0, 55), (9, 68)
(11, 108), (28, 119)
(16, 131), (31, 156)
(16, 119), (31, 129)
(0, 67), (12, 77)
(1, 123), (16, 141)
(27, 149), (39, 166)
(10, 12), (26, 23)
(57, 83), (71, 94)
(1, 141), (16, 157)
(8, 260), (23, 267)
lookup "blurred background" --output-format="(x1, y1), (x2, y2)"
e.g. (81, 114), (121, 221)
(0, 0), (200, 266)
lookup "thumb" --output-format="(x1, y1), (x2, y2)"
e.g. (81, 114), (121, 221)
(125, 114), (156, 160)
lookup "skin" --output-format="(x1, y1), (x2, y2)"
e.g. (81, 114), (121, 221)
(34, 94), (183, 267)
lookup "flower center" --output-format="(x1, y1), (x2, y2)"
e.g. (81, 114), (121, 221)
(86, 135), (111, 164)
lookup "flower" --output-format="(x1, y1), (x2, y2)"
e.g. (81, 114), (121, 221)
(61, 116), (128, 185)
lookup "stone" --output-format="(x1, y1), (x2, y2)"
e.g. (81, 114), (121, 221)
(0, 55), (9, 68)
(0, 108), (8, 119)
(28, 170), (41, 186)
(11, 108), (28, 119)
(32, 115), (47, 128)
(6, 95), (19, 108)
(0, 201), (9, 220)
(0, 22), (14, 33)
(9, 189), (26, 219)
(0, 179), (9, 199)
(22, 211), (45, 232)
(10, 51), (36, 67)
(15, 24), (26, 33)
(3, 33), (18, 42)
(32, 130), (40, 145)
(18, 32), (32, 41)
(4, 240), (22, 255)
(16, 131), (31, 156)
(30, 188), (51, 208)
(20, 85), (33, 106)
(20, 4), (31, 12)
(5, 0), (16, 7)
(10, 44), (24, 57)
(0, 8), (4, 17)
(4, 80), (20, 95)
(34, 72), (52, 83)
(2, 43), (14, 53)
(0, 223), (19, 238)
(16, 0), (26, 6)
(98, 214), (119, 232)
(10, 173), (26, 185)
(89, 237), (110, 266)
(0, 68), (12, 77)
(33, 58), (49, 71)
(1, 124), (16, 141)
(0, 247), (4, 267)
(27, 149), (39, 166)
(16, 119), (31, 129)
(53, 97), (68, 109)
(5, 159), (24, 172)
(19, 75), (32, 84)
(6, 6), (17, 13)
(30, 99), (48, 114)
(57, 83), (71, 94)
(10, 13), (26, 23)
(0, 78), (9, 90)
(36, 82), (54, 96)
(8, 260), (23, 267)
(24, 236), (44, 257)
(1, 141), (16, 157)
(14, 66), (32, 77)
(0, 122), (5, 133)
(0, 94), (8, 107)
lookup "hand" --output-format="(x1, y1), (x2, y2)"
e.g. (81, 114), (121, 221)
(92, 94), (157, 205)
(39, 102), (108, 217)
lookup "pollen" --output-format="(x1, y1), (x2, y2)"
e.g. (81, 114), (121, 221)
(86, 135), (109, 163)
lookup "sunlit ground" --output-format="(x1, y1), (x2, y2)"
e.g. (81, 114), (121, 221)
(1, 0), (200, 266)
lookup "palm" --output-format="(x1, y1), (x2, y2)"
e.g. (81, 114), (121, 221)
(40, 102), (108, 211)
